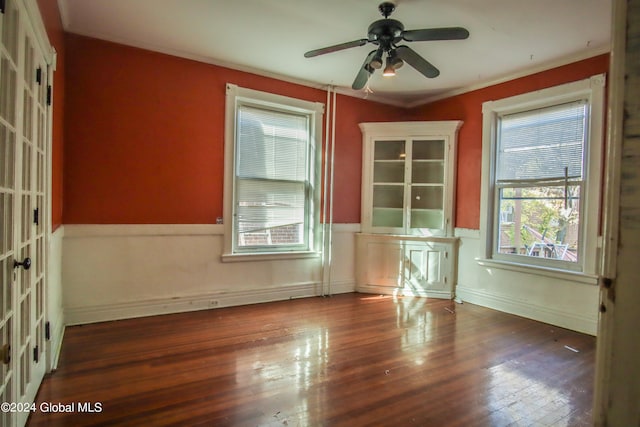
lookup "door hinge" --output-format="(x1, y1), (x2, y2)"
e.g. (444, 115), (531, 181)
(46, 85), (52, 106)
(36, 67), (42, 85)
(33, 207), (39, 225)
(600, 277), (616, 303)
(45, 321), (51, 340)
(0, 0), (5, 14)
(33, 345), (39, 363)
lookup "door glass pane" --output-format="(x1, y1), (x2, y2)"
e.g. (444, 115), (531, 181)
(412, 162), (443, 184)
(374, 140), (405, 160)
(0, 58), (18, 126)
(374, 162), (404, 183)
(1, 0), (19, 63)
(411, 210), (444, 229)
(374, 140), (405, 184)
(0, 129), (16, 188)
(412, 140), (444, 160)
(410, 186), (444, 229)
(372, 140), (406, 228)
(373, 208), (404, 228)
(412, 186), (443, 210)
(0, 194), (13, 254)
(412, 140), (445, 185)
(22, 143), (30, 192)
(372, 184), (404, 228)
(373, 184), (404, 209)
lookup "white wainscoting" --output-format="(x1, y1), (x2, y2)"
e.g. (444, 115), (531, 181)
(58, 224), (598, 333)
(62, 224), (359, 325)
(47, 226), (65, 369)
(454, 228), (600, 335)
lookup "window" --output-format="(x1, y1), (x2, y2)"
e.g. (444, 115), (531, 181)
(480, 75), (605, 273)
(223, 84), (323, 260)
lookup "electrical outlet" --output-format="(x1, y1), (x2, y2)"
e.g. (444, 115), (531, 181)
(210, 300), (219, 307)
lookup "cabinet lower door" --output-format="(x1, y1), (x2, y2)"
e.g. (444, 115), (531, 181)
(362, 242), (403, 288)
(404, 244), (451, 297)
(356, 235), (456, 299)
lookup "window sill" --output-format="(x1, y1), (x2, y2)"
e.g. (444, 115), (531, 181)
(221, 251), (320, 263)
(475, 258), (599, 285)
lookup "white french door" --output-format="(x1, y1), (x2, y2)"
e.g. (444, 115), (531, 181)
(0, 0), (50, 426)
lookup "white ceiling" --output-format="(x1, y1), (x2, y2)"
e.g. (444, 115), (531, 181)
(57, 0), (612, 107)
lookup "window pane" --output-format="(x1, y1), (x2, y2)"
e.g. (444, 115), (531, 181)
(237, 105), (308, 182)
(236, 179), (305, 247)
(235, 104), (310, 250)
(497, 185), (580, 262)
(498, 101), (587, 182)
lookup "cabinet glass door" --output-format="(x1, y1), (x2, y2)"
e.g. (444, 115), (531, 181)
(372, 140), (405, 228)
(410, 139), (445, 231)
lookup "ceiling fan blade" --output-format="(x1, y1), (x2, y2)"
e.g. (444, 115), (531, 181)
(304, 39), (368, 58)
(395, 46), (440, 78)
(402, 27), (469, 42)
(352, 50), (377, 90)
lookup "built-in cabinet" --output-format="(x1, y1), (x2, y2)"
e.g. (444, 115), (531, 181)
(356, 234), (458, 298)
(357, 121), (462, 299)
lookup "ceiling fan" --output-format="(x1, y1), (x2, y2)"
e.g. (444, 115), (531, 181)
(304, 1), (470, 90)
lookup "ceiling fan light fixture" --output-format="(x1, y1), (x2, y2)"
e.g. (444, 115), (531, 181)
(388, 50), (403, 70)
(383, 50), (403, 76)
(369, 49), (384, 69)
(383, 61), (396, 77)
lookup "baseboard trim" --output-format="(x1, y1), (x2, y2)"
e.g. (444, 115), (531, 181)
(50, 321), (65, 370)
(456, 285), (598, 335)
(356, 284), (454, 300)
(65, 280), (355, 325)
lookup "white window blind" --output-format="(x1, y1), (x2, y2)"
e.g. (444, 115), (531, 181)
(235, 104), (310, 248)
(492, 99), (590, 267)
(497, 100), (588, 184)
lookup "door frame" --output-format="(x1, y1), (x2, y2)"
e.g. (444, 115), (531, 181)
(23, 0), (56, 374)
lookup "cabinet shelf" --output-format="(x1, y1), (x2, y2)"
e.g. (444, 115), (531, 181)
(373, 182), (405, 186)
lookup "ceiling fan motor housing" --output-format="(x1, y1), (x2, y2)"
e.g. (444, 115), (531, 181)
(368, 19), (404, 48)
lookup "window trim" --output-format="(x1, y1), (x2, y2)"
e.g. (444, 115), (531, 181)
(478, 74), (605, 275)
(222, 84), (324, 261)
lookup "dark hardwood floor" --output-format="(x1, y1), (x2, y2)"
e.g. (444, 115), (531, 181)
(28, 293), (595, 426)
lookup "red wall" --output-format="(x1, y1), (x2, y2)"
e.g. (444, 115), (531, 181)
(44, 11), (610, 229)
(63, 34), (407, 224)
(36, 0), (65, 230)
(410, 54), (610, 229)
